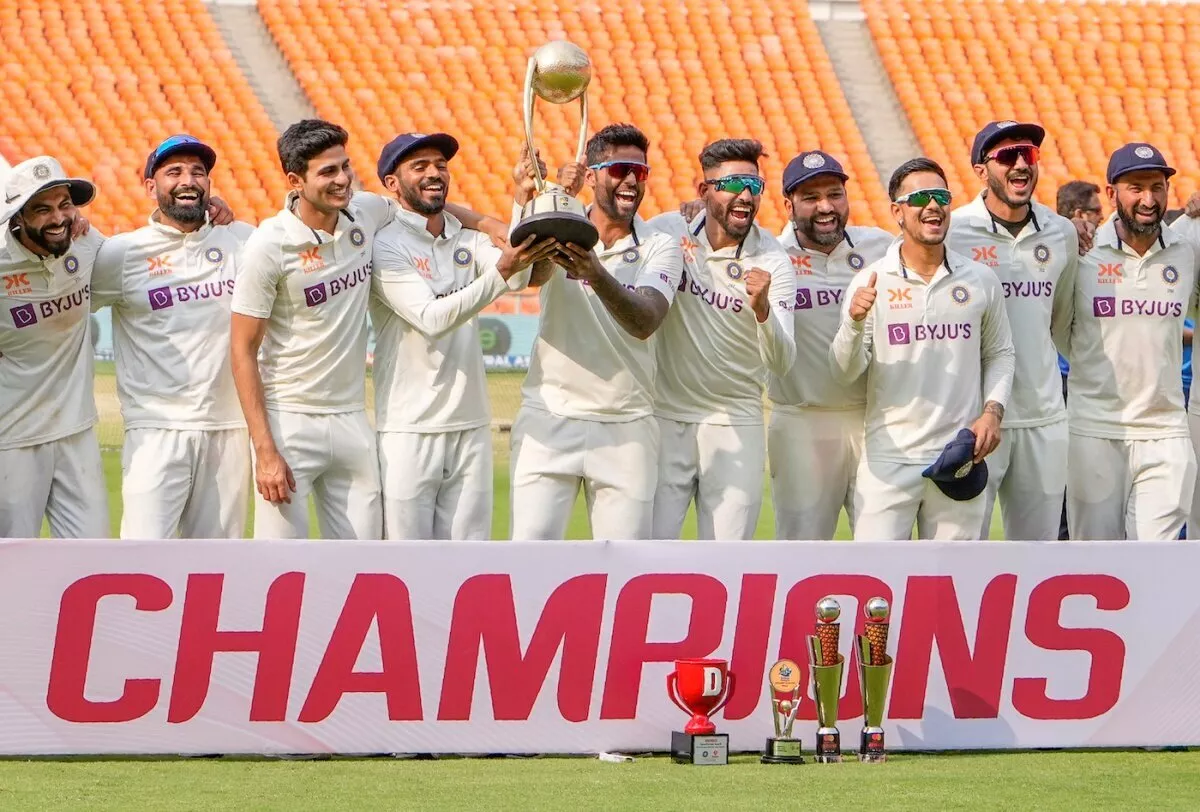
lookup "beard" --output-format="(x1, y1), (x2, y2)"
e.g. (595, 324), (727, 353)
(158, 187), (208, 225)
(986, 168), (1036, 209)
(402, 180), (447, 216)
(714, 198), (755, 240)
(20, 216), (74, 256)
(794, 211), (847, 247)
(1117, 200), (1162, 236)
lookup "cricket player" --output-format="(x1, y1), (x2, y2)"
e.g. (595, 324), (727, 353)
(371, 132), (555, 539)
(508, 124), (683, 540)
(946, 121), (1078, 540)
(0, 156), (108, 538)
(768, 150), (893, 539)
(648, 138), (797, 540)
(831, 158), (1015, 540)
(92, 135), (254, 539)
(1057, 144), (1200, 539)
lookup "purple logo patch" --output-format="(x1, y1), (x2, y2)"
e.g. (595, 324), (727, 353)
(795, 288), (813, 310)
(888, 323), (912, 345)
(148, 286), (175, 310)
(1093, 296), (1116, 318)
(10, 303), (37, 328)
(304, 283), (328, 308)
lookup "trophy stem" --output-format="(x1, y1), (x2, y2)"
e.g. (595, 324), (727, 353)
(576, 92), (588, 162)
(522, 56), (547, 193)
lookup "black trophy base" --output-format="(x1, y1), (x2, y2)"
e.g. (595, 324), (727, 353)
(860, 728), (887, 763)
(510, 212), (599, 251)
(761, 737), (804, 764)
(670, 730), (729, 766)
(814, 730), (842, 763)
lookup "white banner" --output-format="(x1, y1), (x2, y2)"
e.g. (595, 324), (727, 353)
(1, 539), (1197, 755)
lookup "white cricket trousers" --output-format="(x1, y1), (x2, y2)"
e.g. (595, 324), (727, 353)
(768, 406), (864, 539)
(653, 418), (765, 540)
(379, 425), (492, 540)
(1068, 433), (1195, 540)
(253, 410), (382, 540)
(121, 427), (250, 539)
(509, 406), (658, 540)
(853, 456), (986, 540)
(979, 420), (1068, 541)
(0, 427), (109, 538)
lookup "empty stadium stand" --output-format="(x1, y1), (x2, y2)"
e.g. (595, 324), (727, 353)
(864, 0), (1200, 212)
(0, 0), (285, 234)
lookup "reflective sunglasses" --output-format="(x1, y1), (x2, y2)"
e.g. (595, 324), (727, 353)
(589, 160), (650, 182)
(985, 144), (1040, 167)
(706, 174), (765, 196)
(894, 188), (953, 207)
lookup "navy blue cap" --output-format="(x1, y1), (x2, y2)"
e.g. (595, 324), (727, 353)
(144, 134), (217, 179)
(922, 429), (988, 502)
(970, 121), (1046, 166)
(377, 133), (459, 183)
(1106, 142), (1176, 184)
(782, 150), (848, 195)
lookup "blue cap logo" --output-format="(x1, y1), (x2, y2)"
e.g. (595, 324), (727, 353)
(1135, 146), (1155, 160)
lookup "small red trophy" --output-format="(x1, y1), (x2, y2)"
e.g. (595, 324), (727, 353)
(667, 658), (734, 765)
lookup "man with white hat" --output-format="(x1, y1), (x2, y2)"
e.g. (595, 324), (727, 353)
(0, 156), (108, 538)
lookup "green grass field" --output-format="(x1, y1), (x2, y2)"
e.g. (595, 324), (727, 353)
(1, 751), (1196, 811)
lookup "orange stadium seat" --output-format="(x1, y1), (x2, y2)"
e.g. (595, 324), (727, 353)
(0, 0), (284, 234)
(863, 0), (1200, 213)
(258, 0), (894, 297)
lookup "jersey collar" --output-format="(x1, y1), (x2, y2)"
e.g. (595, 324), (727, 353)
(1095, 214), (1175, 254)
(391, 204), (462, 241)
(279, 190), (358, 247)
(147, 210), (213, 240)
(691, 213), (758, 259)
(957, 191), (1043, 236)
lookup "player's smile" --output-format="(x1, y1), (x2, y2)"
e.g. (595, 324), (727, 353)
(171, 187), (204, 206)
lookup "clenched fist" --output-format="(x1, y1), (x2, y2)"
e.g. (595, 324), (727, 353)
(849, 271), (878, 322)
(745, 268), (772, 323)
(557, 161), (586, 197)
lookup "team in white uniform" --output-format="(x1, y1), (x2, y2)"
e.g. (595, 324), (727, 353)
(648, 139), (797, 540)
(768, 150), (893, 539)
(832, 158), (1016, 540)
(0, 157), (108, 538)
(93, 136), (254, 539)
(1057, 143), (1200, 540)
(946, 121), (1079, 541)
(508, 125), (682, 540)
(370, 132), (554, 539)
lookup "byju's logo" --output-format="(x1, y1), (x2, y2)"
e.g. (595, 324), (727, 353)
(304, 283), (328, 308)
(888, 323), (912, 345)
(148, 286), (174, 311)
(1093, 296), (1116, 318)
(795, 287), (813, 309)
(10, 303), (37, 328)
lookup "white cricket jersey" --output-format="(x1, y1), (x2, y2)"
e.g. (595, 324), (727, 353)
(517, 208), (682, 421)
(231, 191), (392, 414)
(1058, 217), (1200, 439)
(769, 224), (893, 411)
(946, 194), (1077, 428)
(830, 242), (1016, 463)
(92, 216), (255, 430)
(1169, 215), (1200, 419)
(0, 229), (102, 450)
(371, 207), (519, 432)
(647, 212), (797, 425)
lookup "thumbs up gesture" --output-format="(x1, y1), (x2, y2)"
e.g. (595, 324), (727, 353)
(849, 272), (878, 322)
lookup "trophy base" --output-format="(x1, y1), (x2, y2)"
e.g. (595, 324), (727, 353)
(814, 730), (842, 763)
(670, 731), (729, 766)
(761, 737), (804, 765)
(510, 212), (599, 250)
(859, 728), (887, 763)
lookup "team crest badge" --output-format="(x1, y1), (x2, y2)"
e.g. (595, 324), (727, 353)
(1134, 146), (1155, 160)
(63, 255), (79, 275)
(802, 153), (826, 169)
(996, 120), (1018, 129)
(950, 284), (970, 305)
(1163, 265), (1180, 285)
(726, 261), (744, 280)
(349, 227), (366, 247)
(1033, 244), (1050, 265)
(622, 248), (640, 264)
(454, 247), (472, 266)
(33, 163), (51, 180)
(205, 247), (224, 264)
(848, 252), (865, 270)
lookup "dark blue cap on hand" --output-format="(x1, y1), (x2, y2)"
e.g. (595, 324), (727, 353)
(970, 120), (1046, 165)
(1106, 142), (1176, 184)
(782, 150), (848, 195)
(922, 428), (989, 502)
(377, 133), (459, 183)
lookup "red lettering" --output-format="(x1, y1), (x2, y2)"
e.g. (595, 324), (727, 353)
(168, 573), (304, 724)
(891, 574), (1018, 719)
(438, 574), (606, 722)
(1012, 575), (1129, 720)
(600, 574), (726, 720)
(777, 575), (894, 721)
(47, 574), (172, 723)
(724, 574), (778, 720)
(298, 574), (422, 723)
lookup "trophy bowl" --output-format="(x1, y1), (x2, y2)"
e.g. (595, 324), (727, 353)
(530, 41), (592, 103)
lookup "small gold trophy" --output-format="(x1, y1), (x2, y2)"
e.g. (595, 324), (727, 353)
(761, 659), (804, 764)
